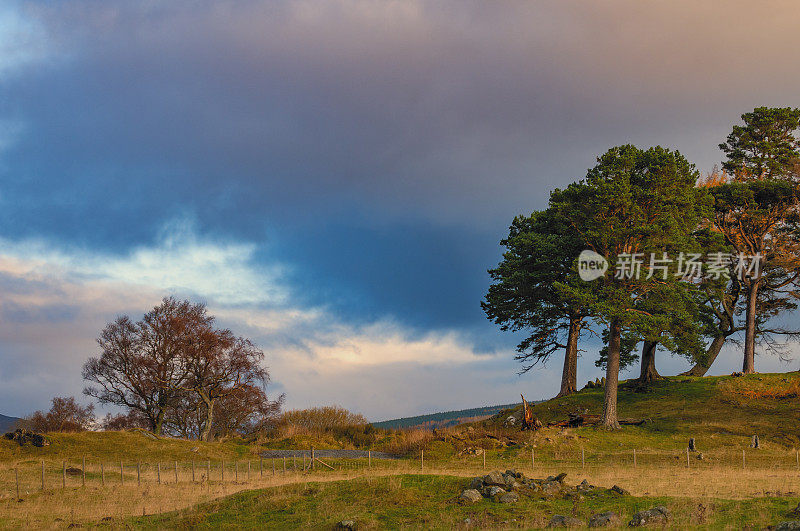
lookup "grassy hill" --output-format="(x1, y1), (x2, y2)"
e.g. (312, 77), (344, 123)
(485, 372), (800, 451)
(373, 403), (519, 430)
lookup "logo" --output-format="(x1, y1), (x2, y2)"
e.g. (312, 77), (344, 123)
(578, 250), (608, 281)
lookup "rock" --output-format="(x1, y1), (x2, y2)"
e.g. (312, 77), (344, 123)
(484, 486), (506, 498)
(775, 522), (800, 530)
(751, 435), (760, 449)
(469, 477), (483, 490)
(541, 481), (563, 495)
(459, 489), (482, 504)
(504, 416), (517, 427)
(688, 438), (696, 452)
(498, 492), (519, 503)
(505, 469), (522, 479)
(546, 514), (584, 528)
(3, 429), (50, 447)
(588, 512), (620, 527)
(66, 467), (82, 476)
(610, 485), (630, 496)
(629, 506), (669, 527)
(696, 453), (704, 460)
(576, 479), (594, 491)
(545, 472), (567, 483)
(482, 471), (506, 487)
(336, 521), (356, 530)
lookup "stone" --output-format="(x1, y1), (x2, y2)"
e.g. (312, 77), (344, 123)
(610, 485), (630, 496)
(469, 477), (483, 490)
(504, 416), (517, 427)
(576, 479), (594, 491)
(541, 481), (563, 495)
(546, 514), (584, 528)
(629, 506), (669, 527)
(336, 521), (356, 530)
(505, 469), (521, 479)
(696, 453), (704, 460)
(459, 489), (482, 504)
(775, 522), (800, 530)
(484, 486), (506, 498)
(588, 512), (620, 527)
(498, 492), (519, 503)
(483, 471), (506, 487)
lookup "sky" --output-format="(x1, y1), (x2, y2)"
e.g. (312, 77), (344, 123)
(2, 0), (800, 420)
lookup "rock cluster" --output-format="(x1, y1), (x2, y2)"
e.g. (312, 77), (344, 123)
(583, 377), (606, 389)
(629, 506), (669, 527)
(3, 429), (49, 447)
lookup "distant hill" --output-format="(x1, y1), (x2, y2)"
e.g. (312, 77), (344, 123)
(0, 414), (22, 432)
(372, 403), (521, 430)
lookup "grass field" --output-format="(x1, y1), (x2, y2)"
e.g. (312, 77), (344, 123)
(1, 373), (800, 528)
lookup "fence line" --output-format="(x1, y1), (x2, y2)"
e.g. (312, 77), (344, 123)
(6, 445), (800, 500)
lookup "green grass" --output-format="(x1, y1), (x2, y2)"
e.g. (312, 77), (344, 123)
(130, 474), (799, 529)
(492, 373), (800, 453)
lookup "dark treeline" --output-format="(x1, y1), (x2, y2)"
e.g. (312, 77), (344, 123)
(484, 107), (800, 428)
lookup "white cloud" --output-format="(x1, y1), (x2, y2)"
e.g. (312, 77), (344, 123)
(0, 218), (517, 418)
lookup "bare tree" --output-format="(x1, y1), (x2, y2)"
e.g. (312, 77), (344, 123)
(27, 396), (95, 433)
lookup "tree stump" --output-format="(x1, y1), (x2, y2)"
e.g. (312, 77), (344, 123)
(688, 438), (696, 452)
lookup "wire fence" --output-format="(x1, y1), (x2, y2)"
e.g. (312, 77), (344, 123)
(4, 445), (800, 501)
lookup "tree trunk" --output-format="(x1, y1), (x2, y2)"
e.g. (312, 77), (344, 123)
(602, 319), (621, 429)
(153, 409), (165, 436)
(200, 395), (215, 442)
(681, 335), (725, 377)
(556, 317), (581, 397)
(638, 341), (660, 383)
(742, 281), (759, 374)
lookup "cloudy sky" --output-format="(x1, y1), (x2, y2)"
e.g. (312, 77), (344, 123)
(2, 1), (800, 420)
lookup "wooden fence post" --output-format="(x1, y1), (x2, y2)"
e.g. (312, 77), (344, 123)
(120, 461), (124, 485)
(157, 463), (161, 484)
(369, 451), (372, 468)
(742, 449), (746, 469)
(235, 461), (239, 482)
(582, 448), (585, 469)
(796, 449), (799, 469)
(310, 449), (314, 471)
(137, 462), (141, 486)
(421, 450), (424, 471)
(686, 448), (690, 468)
(207, 460), (211, 483)
(15, 468), (19, 499)
(192, 460), (195, 482)
(41, 461), (45, 491)
(248, 461), (251, 482)
(221, 460), (225, 482)
(82, 456), (86, 487)
(272, 459), (275, 476)
(633, 449), (637, 468)
(101, 463), (105, 486)
(260, 458), (263, 478)
(62, 461), (66, 489)
(174, 461), (178, 483)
